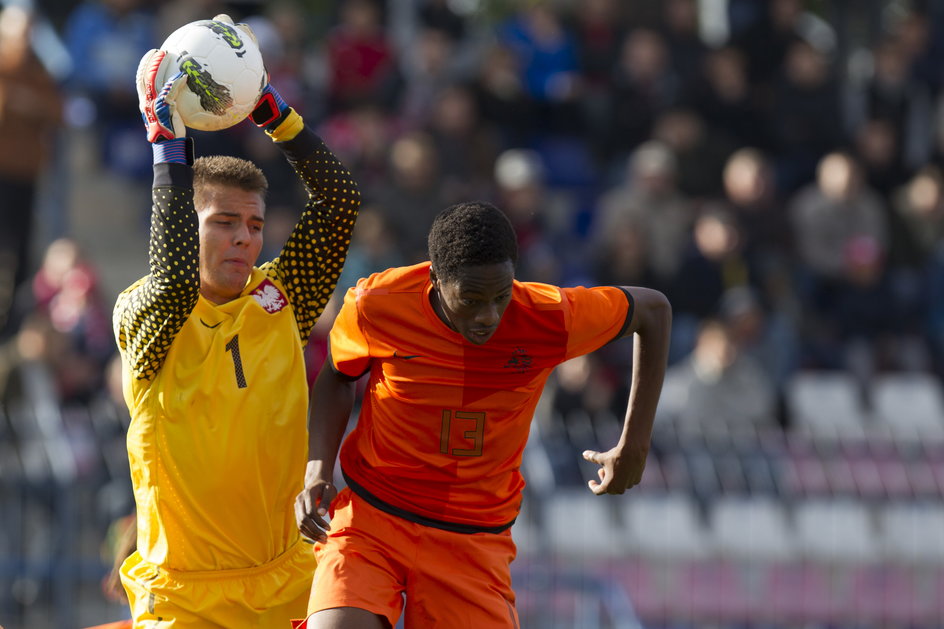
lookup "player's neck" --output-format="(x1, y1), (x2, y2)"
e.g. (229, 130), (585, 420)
(429, 287), (458, 333)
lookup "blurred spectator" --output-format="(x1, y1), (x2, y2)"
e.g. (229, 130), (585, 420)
(596, 28), (679, 165)
(660, 0), (709, 94)
(683, 45), (767, 149)
(722, 148), (792, 268)
(852, 117), (910, 198)
(31, 238), (113, 389)
(729, 0), (805, 91)
(372, 131), (449, 263)
(492, 148), (578, 285)
(424, 84), (501, 202)
(847, 35), (934, 173)
(469, 43), (535, 148)
(789, 152), (888, 282)
(892, 165), (944, 267)
(571, 0), (625, 89)
(660, 318), (778, 430)
(498, 4), (582, 135)
(0, 309), (100, 407)
(718, 285), (798, 411)
(335, 206), (406, 295)
(417, 0), (466, 42)
(549, 352), (628, 428)
(399, 27), (464, 127)
(768, 39), (844, 191)
(894, 8), (942, 95)
(720, 147), (798, 322)
(326, 0), (401, 113)
(592, 141), (694, 287)
(318, 103), (402, 194)
(63, 0), (156, 178)
(790, 153), (910, 376)
(0, 5), (63, 339)
(591, 219), (660, 291)
(669, 205), (753, 362)
(652, 107), (732, 198)
(809, 234), (928, 385)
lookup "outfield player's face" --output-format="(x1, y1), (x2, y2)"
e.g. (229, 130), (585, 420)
(197, 185), (265, 304)
(431, 260), (515, 345)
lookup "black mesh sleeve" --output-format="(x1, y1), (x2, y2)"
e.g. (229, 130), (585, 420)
(113, 162), (200, 380)
(260, 128), (361, 346)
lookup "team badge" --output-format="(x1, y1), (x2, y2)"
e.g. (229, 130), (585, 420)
(504, 347), (533, 373)
(251, 279), (287, 313)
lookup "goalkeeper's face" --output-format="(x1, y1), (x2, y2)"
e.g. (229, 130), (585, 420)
(196, 184), (265, 304)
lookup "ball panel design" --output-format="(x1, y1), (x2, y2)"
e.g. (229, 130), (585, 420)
(158, 19), (265, 131)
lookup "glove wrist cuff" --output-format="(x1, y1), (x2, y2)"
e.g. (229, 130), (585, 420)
(266, 109), (303, 142)
(152, 138), (194, 165)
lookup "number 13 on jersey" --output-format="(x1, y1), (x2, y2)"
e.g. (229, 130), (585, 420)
(440, 410), (486, 457)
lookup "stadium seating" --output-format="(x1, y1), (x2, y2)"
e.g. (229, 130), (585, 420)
(622, 493), (712, 560)
(709, 495), (796, 562)
(878, 501), (944, 566)
(793, 499), (880, 564)
(543, 488), (625, 559)
(785, 370), (867, 440)
(871, 372), (944, 442)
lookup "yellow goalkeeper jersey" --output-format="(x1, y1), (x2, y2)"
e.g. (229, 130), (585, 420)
(114, 129), (359, 573)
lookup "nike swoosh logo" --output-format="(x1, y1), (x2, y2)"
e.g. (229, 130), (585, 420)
(200, 319), (222, 329)
(393, 352), (421, 360)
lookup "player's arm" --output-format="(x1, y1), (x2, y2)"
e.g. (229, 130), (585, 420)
(583, 287), (671, 495)
(294, 347), (357, 542)
(236, 26), (360, 345)
(114, 50), (199, 381)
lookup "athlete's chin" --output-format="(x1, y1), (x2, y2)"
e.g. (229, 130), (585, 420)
(464, 330), (496, 345)
(205, 272), (251, 300)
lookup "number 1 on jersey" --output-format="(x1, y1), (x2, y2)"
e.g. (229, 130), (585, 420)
(225, 335), (248, 389)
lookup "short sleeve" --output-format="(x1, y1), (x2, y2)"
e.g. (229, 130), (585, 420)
(328, 285), (372, 378)
(563, 286), (633, 360)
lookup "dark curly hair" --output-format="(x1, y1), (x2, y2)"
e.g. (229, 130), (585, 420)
(428, 201), (518, 282)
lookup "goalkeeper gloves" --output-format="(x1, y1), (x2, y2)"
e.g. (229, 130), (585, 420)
(211, 13), (294, 133)
(136, 48), (191, 164)
(250, 83), (291, 131)
(136, 49), (187, 143)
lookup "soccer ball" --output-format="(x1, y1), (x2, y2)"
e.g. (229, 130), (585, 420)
(158, 18), (266, 131)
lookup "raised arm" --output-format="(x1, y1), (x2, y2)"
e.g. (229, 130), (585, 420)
(252, 82), (361, 346)
(583, 286), (672, 495)
(113, 50), (199, 381)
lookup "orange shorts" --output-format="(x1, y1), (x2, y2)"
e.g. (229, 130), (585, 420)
(306, 487), (520, 628)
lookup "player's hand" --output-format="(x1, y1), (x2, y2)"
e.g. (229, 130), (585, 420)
(135, 48), (187, 143)
(210, 14), (291, 131)
(249, 81), (291, 130)
(212, 14), (294, 132)
(582, 443), (648, 495)
(294, 473), (337, 543)
(212, 13), (259, 48)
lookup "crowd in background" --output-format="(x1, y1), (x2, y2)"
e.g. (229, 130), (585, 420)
(5, 0), (941, 424)
(3, 0), (944, 624)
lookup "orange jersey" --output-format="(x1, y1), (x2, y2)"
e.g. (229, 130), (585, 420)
(329, 262), (633, 529)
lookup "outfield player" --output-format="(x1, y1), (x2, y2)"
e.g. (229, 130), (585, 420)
(295, 202), (671, 628)
(113, 21), (360, 627)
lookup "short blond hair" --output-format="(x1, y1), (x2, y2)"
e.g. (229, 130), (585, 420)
(193, 155), (268, 209)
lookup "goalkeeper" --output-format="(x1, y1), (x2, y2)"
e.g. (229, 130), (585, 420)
(113, 16), (360, 627)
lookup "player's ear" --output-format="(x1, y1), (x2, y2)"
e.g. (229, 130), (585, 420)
(429, 267), (439, 288)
